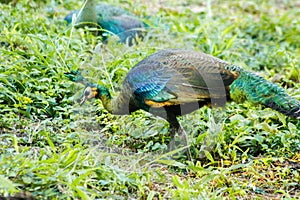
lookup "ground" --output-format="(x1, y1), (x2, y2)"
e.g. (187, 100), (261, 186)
(0, 0), (299, 199)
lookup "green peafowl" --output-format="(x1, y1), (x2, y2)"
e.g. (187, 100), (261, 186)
(64, 0), (147, 45)
(65, 49), (300, 160)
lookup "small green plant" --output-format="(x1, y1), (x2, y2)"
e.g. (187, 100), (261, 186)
(0, 0), (299, 199)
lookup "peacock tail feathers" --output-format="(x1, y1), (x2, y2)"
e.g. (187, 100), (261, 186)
(229, 70), (300, 118)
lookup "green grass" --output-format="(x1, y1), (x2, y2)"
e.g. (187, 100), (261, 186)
(0, 0), (300, 199)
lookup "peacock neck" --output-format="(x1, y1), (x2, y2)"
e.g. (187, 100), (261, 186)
(99, 91), (132, 115)
(98, 94), (112, 113)
(95, 86), (129, 115)
(78, 0), (98, 24)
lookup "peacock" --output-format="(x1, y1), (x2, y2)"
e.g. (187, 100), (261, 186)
(64, 0), (147, 45)
(65, 49), (300, 160)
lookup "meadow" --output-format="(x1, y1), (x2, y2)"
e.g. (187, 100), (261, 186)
(0, 0), (299, 199)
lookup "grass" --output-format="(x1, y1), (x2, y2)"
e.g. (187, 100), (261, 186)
(0, 0), (300, 199)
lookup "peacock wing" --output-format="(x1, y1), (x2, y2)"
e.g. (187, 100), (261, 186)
(126, 50), (236, 107)
(124, 49), (238, 108)
(162, 50), (238, 105)
(125, 59), (174, 101)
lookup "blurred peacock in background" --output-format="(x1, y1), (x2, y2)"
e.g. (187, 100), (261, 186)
(64, 0), (147, 45)
(65, 49), (300, 160)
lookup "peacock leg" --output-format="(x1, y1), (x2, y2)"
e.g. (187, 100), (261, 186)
(167, 114), (192, 161)
(178, 124), (192, 161)
(167, 124), (176, 153)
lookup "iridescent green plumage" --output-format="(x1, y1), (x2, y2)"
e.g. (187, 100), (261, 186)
(66, 49), (300, 160)
(64, 0), (147, 45)
(223, 65), (300, 118)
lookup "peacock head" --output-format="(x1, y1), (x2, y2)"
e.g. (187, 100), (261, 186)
(80, 85), (111, 106)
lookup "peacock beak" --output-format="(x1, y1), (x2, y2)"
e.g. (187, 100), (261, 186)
(79, 94), (88, 106)
(79, 86), (98, 106)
